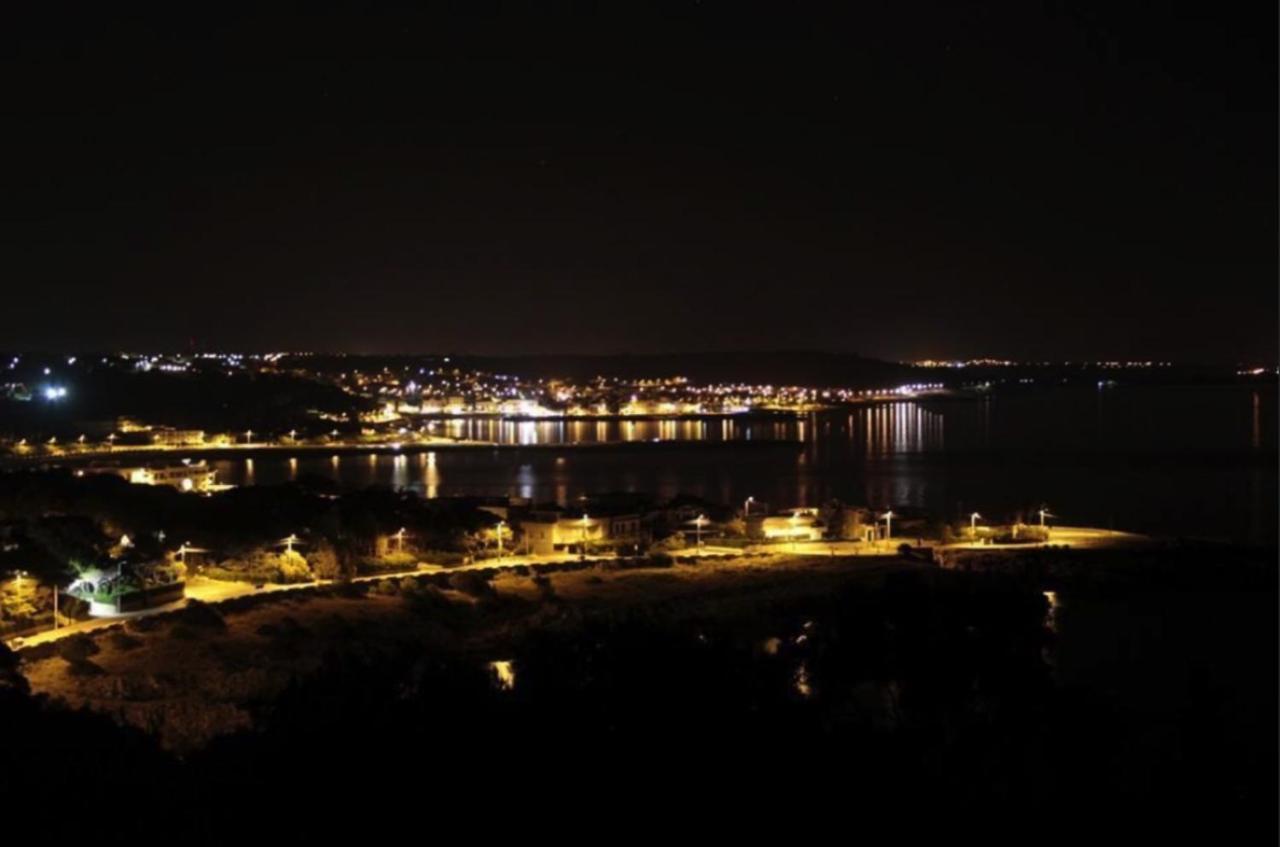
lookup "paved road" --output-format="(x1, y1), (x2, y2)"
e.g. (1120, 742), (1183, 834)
(5, 526), (1148, 651)
(5, 550), (657, 650)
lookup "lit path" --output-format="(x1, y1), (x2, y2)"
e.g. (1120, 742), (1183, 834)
(7, 550), (680, 649)
(939, 525), (1152, 551)
(5, 527), (1149, 650)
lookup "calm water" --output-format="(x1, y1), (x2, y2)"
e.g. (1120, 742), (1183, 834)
(210, 385), (1277, 543)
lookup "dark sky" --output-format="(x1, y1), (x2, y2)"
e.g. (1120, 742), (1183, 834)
(2, 4), (1274, 362)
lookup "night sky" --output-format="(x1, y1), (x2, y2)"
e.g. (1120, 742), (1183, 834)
(2, 5), (1274, 362)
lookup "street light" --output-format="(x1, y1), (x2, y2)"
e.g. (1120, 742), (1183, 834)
(579, 513), (590, 561)
(692, 513), (708, 552)
(392, 527), (407, 553)
(789, 512), (801, 552)
(282, 533), (300, 554)
(495, 520), (506, 561)
(744, 495), (755, 517)
(881, 509), (895, 543)
(970, 511), (982, 535)
(1038, 508), (1054, 528)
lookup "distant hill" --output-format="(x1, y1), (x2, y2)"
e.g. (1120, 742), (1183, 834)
(459, 352), (920, 387)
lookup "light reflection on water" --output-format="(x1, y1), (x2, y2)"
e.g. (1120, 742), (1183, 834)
(203, 388), (1275, 542)
(424, 413), (948, 448)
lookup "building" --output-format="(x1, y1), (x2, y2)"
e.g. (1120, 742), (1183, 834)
(758, 507), (824, 542)
(517, 507), (644, 555)
(150, 428), (206, 447)
(85, 461), (219, 492)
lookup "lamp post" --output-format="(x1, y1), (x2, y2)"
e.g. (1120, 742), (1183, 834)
(693, 513), (708, 552)
(970, 511), (981, 537)
(1038, 508), (1053, 528)
(744, 495), (755, 517)
(789, 512), (801, 552)
(283, 533), (299, 554)
(579, 514), (589, 561)
(495, 521), (506, 561)
(881, 509), (895, 547)
(392, 527), (407, 553)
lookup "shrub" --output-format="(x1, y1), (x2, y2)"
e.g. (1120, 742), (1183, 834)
(275, 550), (313, 583)
(449, 571), (495, 598)
(66, 658), (104, 677)
(58, 633), (100, 662)
(107, 631), (144, 651)
(371, 579), (400, 596)
(531, 574), (556, 601)
(175, 600), (227, 631)
(169, 624), (201, 641)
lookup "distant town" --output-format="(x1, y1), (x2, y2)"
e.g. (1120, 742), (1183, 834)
(2, 351), (1272, 463)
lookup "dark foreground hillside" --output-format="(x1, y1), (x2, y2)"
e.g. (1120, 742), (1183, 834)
(1, 548), (1274, 842)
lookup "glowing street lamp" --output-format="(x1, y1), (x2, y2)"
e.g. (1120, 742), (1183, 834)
(392, 527), (407, 552)
(244, 429), (254, 444)
(495, 521), (506, 560)
(1038, 508), (1054, 528)
(970, 512), (982, 535)
(175, 541), (208, 565)
(579, 513), (590, 561)
(881, 509), (895, 541)
(744, 495), (755, 517)
(692, 513), (709, 551)
(282, 533), (300, 554)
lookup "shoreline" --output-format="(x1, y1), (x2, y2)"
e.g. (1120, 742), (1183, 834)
(0, 436), (807, 469)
